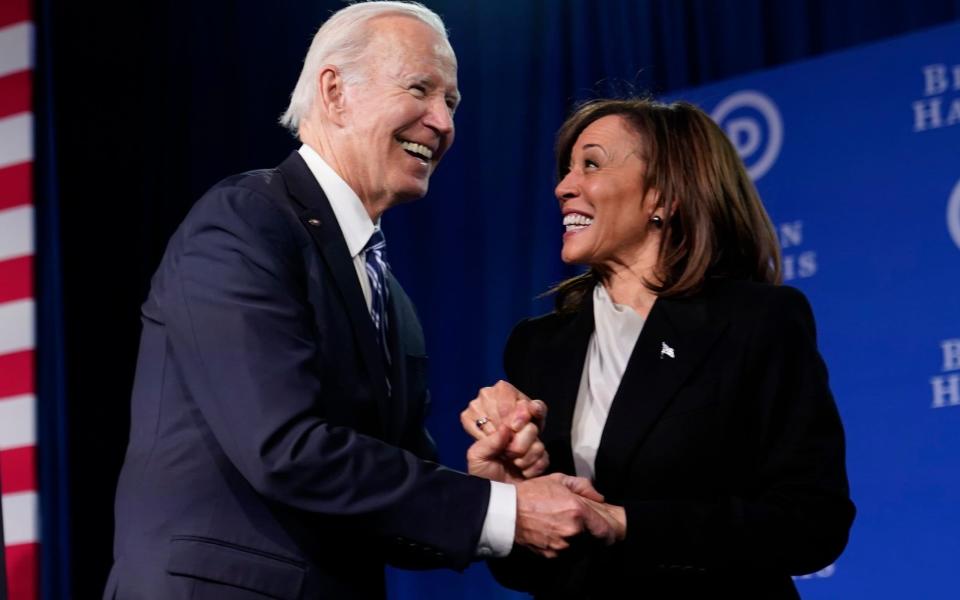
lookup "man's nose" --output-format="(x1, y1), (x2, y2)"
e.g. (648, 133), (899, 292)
(424, 96), (454, 137)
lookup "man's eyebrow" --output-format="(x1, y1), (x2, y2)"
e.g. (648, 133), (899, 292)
(405, 74), (432, 85)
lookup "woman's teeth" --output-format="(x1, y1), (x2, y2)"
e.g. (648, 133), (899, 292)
(563, 213), (593, 232)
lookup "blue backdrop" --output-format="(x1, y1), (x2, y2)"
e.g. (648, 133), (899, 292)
(661, 23), (960, 599)
(34, 1), (960, 598)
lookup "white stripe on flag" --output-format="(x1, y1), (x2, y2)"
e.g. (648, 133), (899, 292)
(0, 114), (33, 169)
(1, 490), (39, 545)
(0, 22), (33, 78)
(0, 204), (33, 261)
(0, 394), (35, 450)
(0, 298), (33, 355)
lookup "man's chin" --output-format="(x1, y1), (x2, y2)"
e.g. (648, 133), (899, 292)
(393, 181), (430, 203)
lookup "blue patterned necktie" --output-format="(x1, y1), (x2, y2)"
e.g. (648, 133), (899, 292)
(363, 229), (391, 368)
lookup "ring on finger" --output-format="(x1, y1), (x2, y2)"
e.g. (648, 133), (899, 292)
(475, 416), (490, 430)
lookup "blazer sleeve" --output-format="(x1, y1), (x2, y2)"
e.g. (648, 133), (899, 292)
(161, 185), (489, 569)
(619, 285), (855, 574)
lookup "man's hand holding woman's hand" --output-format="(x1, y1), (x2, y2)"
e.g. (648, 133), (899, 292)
(462, 381), (627, 557)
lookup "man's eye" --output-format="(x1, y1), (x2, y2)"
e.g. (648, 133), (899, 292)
(410, 85), (427, 97)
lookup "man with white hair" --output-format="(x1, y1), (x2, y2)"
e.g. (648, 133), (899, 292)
(105, 3), (613, 598)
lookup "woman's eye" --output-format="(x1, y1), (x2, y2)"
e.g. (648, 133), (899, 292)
(584, 159), (599, 170)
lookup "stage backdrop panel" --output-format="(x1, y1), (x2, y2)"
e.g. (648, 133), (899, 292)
(666, 21), (960, 600)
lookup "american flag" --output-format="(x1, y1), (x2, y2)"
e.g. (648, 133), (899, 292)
(0, 0), (40, 597)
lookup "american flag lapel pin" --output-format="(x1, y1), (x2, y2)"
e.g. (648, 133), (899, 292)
(660, 342), (675, 359)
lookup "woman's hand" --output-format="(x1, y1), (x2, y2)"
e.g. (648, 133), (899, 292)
(466, 424), (525, 484)
(461, 381), (550, 479)
(581, 498), (627, 543)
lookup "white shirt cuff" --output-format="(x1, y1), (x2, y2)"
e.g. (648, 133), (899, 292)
(475, 481), (516, 558)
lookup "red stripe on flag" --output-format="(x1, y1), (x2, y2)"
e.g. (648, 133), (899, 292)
(0, 162), (32, 210)
(0, 350), (33, 398)
(4, 542), (38, 600)
(0, 446), (36, 494)
(0, 256), (32, 303)
(0, 71), (31, 119)
(0, 0), (31, 29)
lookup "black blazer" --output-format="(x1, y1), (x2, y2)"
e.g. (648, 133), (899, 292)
(491, 278), (854, 599)
(105, 152), (490, 600)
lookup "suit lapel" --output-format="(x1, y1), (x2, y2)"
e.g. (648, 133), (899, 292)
(536, 297), (596, 478)
(384, 275), (407, 443)
(277, 152), (392, 430)
(594, 291), (729, 495)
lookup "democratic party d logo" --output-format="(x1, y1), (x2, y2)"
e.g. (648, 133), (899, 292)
(948, 177), (960, 250)
(711, 91), (783, 182)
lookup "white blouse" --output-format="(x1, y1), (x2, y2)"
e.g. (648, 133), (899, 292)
(571, 284), (646, 480)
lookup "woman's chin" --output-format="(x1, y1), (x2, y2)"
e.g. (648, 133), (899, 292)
(560, 245), (591, 266)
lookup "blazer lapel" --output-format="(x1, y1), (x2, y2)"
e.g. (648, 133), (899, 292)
(594, 292), (729, 495)
(277, 152), (391, 428)
(535, 296), (596, 478)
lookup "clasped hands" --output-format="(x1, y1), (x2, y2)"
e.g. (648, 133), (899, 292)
(461, 381), (626, 558)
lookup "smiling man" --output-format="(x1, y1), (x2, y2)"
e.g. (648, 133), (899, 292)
(104, 3), (613, 599)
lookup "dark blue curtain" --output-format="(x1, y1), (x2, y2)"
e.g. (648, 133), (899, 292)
(37, 0), (960, 597)
(34, 0), (71, 599)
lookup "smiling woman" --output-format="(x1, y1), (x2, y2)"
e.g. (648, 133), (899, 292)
(465, 98), (855, 599)
(551, 98), (782, 312)
(556, 114), (659, 270)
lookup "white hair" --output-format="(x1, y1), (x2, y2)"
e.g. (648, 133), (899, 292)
(279, 1), (450, 135)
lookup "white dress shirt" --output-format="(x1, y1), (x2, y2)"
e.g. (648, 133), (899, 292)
(297, 145), (516, 557)
(571, 284), (646, 480)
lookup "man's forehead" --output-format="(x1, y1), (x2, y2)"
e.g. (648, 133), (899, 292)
(366, 14), (447, 47)
(434, 41), (457, 68)
(432, 43), (459, 86)
(366, 19), (453, 61)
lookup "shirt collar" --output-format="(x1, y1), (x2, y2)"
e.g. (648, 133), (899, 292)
(297, 144), (378, 258)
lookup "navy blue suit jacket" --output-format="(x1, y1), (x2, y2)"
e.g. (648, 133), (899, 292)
(106, 152), (490, 600)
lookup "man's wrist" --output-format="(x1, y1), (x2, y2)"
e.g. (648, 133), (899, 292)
(475, 480), (517, 557)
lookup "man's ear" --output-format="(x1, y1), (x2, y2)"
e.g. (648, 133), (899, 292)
(317, 65), (347, 126)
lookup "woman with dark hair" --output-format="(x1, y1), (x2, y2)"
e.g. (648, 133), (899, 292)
(462, 98), (854, 598)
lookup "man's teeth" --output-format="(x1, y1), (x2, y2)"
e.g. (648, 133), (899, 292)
(563, 213), (593, 231)
(399, 140), (434, 160)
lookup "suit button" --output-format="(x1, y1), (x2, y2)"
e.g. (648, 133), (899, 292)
(306, 218), (321, 226)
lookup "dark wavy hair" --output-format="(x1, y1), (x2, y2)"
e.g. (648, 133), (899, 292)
(550, 98), (782, 313)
